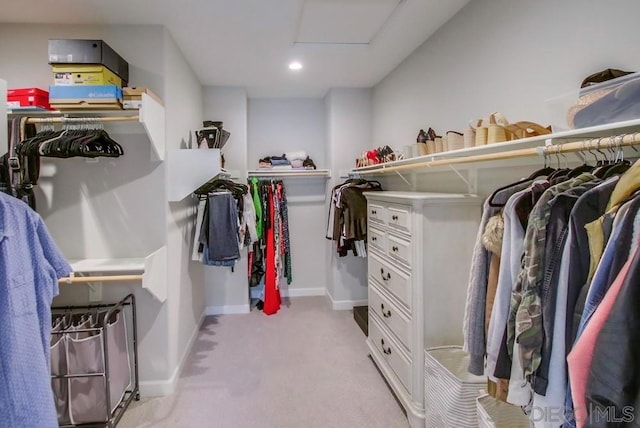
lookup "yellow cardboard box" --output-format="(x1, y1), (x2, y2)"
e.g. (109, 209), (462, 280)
(52, 65), (122, 86)
(122, 87), (163, 109)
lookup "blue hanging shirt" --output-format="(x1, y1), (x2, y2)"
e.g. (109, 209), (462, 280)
(0, 193), (71, 427)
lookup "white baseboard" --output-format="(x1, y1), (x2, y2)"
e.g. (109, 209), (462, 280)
(206, 304), (251, 315)
(250, 287), (326, 299)
(327, 292), (368, 311)
(139, 309), (206, 397)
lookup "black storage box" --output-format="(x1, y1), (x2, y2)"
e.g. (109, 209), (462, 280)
(48, 39), (129, 85)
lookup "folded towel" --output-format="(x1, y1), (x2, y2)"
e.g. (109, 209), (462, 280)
(285, 150), (307, 161)
(291, 159), (304, 169)
(270, 159), (291, 166)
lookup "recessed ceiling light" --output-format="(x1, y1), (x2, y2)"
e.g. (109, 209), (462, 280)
(289, 61), (303, 71)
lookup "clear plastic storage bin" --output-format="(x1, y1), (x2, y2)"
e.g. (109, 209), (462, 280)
(546, 72), (640, 132)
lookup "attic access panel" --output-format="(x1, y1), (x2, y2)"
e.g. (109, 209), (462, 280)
(295, 0), (403, 45)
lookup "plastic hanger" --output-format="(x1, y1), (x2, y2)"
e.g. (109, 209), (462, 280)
(488, 152), (556, 207)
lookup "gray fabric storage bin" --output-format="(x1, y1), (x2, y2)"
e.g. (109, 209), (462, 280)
(424, 346), (487, 428)
(53, 310), (131, 425)
(51, 322), (70, 425)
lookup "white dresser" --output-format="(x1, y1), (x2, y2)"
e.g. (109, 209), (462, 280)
(363, 191), (481, 428)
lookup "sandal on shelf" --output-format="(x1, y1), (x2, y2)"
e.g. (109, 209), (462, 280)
(473, 112), (510, 146)
(464, 119), (481, 148)
(505, 121), (553, 139)
(486, 112), (513, 144)
(446, 131), (465, 151)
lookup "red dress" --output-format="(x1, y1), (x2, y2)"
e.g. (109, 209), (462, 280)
(263, 186), (281, 315)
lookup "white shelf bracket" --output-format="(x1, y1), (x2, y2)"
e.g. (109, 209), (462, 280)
(139, 93), (166, 161)
(143, 246), (167, 302)
(448, 165), (477, 194)
(395, 170), (412, 188)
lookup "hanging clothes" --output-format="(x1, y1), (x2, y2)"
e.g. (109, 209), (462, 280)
(463, 156), (640, 428)
(464, 178), (533, 375)
(247, 179), (291, 315)
(3, 117), (40, 210)
(263, 185), (281, 315)
(192, 179), (251, 266)
(326, 178), (382, 257)
(0, 191), (71, 427)
(200, 192), (241, 264)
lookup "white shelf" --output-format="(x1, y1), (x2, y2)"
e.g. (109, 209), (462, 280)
(65, 246), (168, 302)
(351, 118), (640, 175)
(167, 148), (221, 202)
(247, 168), (331, 178)
(69, 258), (145, 273)
(8, 92), (166, 161)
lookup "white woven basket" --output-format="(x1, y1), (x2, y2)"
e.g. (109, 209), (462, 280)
(476, 394), (531, 428)
(424, 346), (487, 428)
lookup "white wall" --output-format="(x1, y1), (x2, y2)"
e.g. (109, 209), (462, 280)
(203, 86), (248, 176)
(0, 24), (164, 99)
(248, 98), (328, 295)
(0, 23), (208, 396)
(373, 0), (640, 157)
(163, 28), (206, 393)
(201, 86), (250, 314)
(324, 88), (372, 309)
(248, 99), (326, 167)
(0, 23), (172, 388)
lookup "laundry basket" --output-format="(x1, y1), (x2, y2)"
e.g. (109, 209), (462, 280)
(424, 346), (487, 428)
(476, 393), (531, 428)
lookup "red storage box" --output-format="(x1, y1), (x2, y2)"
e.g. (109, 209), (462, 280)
(7, 88), (51, 110)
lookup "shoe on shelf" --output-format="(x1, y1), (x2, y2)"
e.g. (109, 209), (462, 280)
(505, 121), (553, 139)
(417, 129), (428, 143)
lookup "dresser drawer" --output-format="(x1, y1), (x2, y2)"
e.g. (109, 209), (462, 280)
(387, 233), (411, 267)
(368, 227), (386, 253)
(368, 254), (411, 309)
(369, 284), (411, 352)
(369, 316), (411, 392)
(387, 204), (411, 234)
(368, 203), (386, 225)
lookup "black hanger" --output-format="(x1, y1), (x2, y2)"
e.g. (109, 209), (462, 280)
(526, 166), (556, 180)
(602, 162), (631, 179)
(487, 178), (532, 207)
(567, 160), (595, 178)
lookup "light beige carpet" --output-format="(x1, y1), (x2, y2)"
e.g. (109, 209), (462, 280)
(119, 296), (409, 428)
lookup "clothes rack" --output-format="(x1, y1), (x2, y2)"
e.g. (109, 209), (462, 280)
(59, 274), (144, 284)
(25, 116), (139, 124)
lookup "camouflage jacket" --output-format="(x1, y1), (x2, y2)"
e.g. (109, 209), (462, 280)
(507, 173), (596, 380)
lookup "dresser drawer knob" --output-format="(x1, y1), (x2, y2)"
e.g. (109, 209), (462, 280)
(392, 215), (398, 221)
(392, 246), (398, 252)
(371, 210), (377, 215)
(380, 268), (391, 281)
(381, 303), (391, 318)
(371, 236), (377, 242)
(381, 338), (392, 355)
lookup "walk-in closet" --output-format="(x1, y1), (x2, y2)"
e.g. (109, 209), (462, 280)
(1, 0), (640, 427)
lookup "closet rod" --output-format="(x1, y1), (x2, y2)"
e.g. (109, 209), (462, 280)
(26, 116), (139, 124)
(59, 274), (144, 284)
(355, 132), (640, 175)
